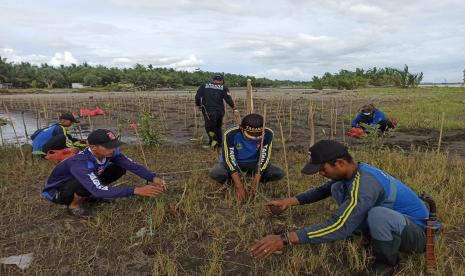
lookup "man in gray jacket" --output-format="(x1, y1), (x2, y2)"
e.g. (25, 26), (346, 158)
(249, 140), (430, 275)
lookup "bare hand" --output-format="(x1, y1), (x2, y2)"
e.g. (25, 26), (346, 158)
(134, 185), (164, 197)
(265, 199), (292, 215)
(250, 174), (261, 198)
(236, 186), (247, 203)
(152, 177), (167, 190)
(249, 235), (284, 258)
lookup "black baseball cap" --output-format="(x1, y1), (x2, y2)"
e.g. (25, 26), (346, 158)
(59, 113), (79, 123)
(212, 74), (224, 81)
(301, 140), (349, 174)
(87, 129), (125, 148)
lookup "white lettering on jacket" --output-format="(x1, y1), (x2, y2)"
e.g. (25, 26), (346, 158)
(88, 172), (108, 190)
(205, 84), (224, 90)
(260, 144), (268, 166)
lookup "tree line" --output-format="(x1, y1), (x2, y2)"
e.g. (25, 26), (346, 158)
(311, 65), (424, 89)
(0, 57), (310, 89)
(0, 56), (426, 90)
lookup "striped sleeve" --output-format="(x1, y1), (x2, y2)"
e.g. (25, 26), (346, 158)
(295, 172), (382, 244)
(222, 127), (240, 173)
(259, 128), (273, 172)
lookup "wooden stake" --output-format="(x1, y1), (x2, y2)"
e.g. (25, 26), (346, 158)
(246, 79), (254, 114)
(308, 103), (315, 147)
(279, 122), (291, 199)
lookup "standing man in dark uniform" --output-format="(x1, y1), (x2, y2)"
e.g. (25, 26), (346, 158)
(195, 74), (238, 149)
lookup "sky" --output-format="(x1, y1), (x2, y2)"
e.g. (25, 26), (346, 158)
(1, 0), (464, 82)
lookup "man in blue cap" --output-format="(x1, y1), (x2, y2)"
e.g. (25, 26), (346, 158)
(250, 140), (430, 275)
(41, 129), (166, 218)
(195, 74), (238, 149)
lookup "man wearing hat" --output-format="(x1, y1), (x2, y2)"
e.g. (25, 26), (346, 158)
(250, 140), (430, 275)
(351, 104), (395, 133)
(41, 129), (166, 218)
(195, 74), (238, 149)
(32, 113), (85, 155)
(209, 113), (285, 202)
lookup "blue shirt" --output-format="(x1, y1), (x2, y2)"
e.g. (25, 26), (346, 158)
(295, 163), (429, 244)
(42, 148), (156, 200)
(351, 110), (388, 127)
(220, 126), (273, 173)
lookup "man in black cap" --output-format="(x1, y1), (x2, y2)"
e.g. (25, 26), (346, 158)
(41, 129), (166, 218)
(195, 74), (238, 149)
(250, 140), (432, 275)
(209, 113), (285, 202)
(32, 113), (85, 155)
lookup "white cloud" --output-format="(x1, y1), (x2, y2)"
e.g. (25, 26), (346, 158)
(49, 51), (78, 66)
(253, 67), (309, 81)
(1, 0), (465, 81)
(112, 57), (132, 63)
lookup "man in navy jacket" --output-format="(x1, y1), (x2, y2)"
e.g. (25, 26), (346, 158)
(42, 129), (166, 218)
(250, 140), (429, 275)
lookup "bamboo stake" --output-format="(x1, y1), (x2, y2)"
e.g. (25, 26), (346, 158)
(278, 122), (291, 200)
(252, 104), (267, 197)
(437, 112), (445, 153)
(246, 79), (254, 114)
(330, 100), (334, 140)
(334, 99), (338, 136)
(308, 103), (315, 147)
(288, 99), (293, 140)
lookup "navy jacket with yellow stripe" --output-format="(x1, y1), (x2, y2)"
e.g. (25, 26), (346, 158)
(220, 126), (273, 173)
(295, 163), (429, 244)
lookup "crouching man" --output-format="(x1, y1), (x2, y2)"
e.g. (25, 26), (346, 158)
(209, 113), (285, 202)
(41, 129), (166, 218)
(250, 140), (429, 275)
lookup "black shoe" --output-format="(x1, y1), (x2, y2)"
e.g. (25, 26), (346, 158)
(67, 205), (92, 218)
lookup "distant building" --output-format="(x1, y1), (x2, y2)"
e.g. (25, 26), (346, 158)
(0, 83), (13, 89)
(72, 83), (85, 89)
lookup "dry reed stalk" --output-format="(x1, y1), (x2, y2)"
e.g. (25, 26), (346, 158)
(193, 106), (198, 137)
(133, 125), (148, 167)
(0, 124), (4, 146)
(21, 111), (29, 143)
(437, 112), (445, 153)
(320, 96), (324, 119)
(3, 104), (25, 162)
(308, 103), (315, 147)
(87, 115), (93, 131)
(349, 98), (353, 119)
(184, 102), (187, 128)
(342, 116), (346, 143)
(330, 100), (334, 140)
(278, 122), (291, 199)
(175, 179), (188, 211)
(334, 99), (338, 136)
(288, 99), (293, 140)
(36, 110), (40, 130)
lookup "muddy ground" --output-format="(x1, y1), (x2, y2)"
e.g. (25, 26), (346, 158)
(1, 88), (464, 157)
(1, 89), (465, 275)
